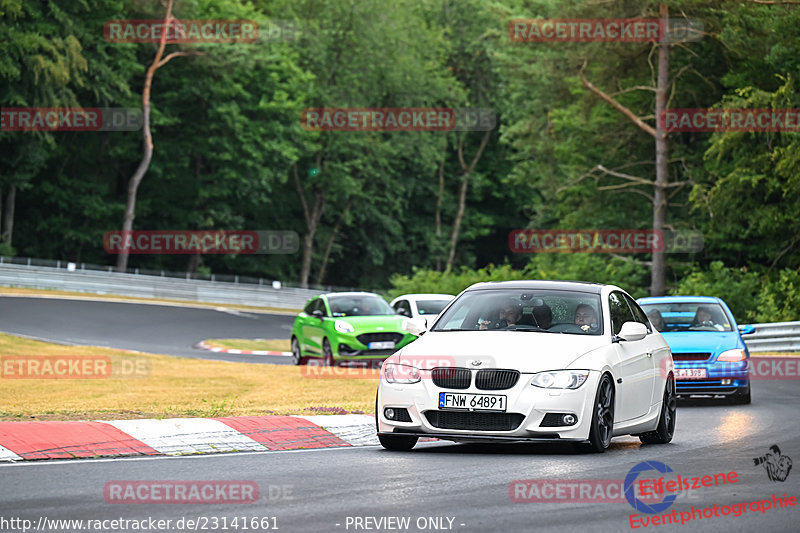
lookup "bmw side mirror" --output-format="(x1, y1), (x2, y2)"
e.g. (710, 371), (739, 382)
(404, 317), (427, 336)
(312, 309), (324, 319)
(739, 324), (756, 335)
(616, 322), (648, 342)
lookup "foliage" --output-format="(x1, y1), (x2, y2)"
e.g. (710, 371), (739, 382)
(2, 0), (799, 322)
(673, 261), (800, 324)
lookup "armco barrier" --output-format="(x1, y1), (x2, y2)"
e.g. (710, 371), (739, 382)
(743, 321), (800, 353)
(0, 260), (329, 310)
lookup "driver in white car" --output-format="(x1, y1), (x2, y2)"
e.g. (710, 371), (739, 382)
(479, 302), (523, 330)
(574, 304), (598, 332)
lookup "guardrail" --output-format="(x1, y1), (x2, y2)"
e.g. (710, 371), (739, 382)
(0, 258), (342, 311)
(743, 321), (800, 353)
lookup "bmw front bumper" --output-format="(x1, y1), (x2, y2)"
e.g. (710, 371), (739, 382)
(377, 371), (601, 442)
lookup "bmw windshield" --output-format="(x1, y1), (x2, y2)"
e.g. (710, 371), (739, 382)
(431, 289), (604, 335)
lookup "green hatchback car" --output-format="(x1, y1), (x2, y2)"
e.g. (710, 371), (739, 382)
(290, 292), (418, 366)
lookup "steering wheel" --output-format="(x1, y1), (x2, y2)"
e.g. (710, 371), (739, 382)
(549, 323), (587, 333)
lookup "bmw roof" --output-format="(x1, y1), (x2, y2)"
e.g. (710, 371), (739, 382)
(465, 280), (607, 294)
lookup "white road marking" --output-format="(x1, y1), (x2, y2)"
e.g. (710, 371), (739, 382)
(298, 415), (379, 446)
(103, 418), (269, 455)
(0, 444), (22, 462)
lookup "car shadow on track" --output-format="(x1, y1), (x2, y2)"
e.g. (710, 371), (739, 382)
(677, 397), (737, 407)
(395, 440), (641, 456)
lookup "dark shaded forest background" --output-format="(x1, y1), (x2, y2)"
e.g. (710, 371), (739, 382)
(2, 0), (798, 322)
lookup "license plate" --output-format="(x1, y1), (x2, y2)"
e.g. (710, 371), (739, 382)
(368, 341), (395, 350)
(438, 392), (507, 411)
(675, 368), (707, 379)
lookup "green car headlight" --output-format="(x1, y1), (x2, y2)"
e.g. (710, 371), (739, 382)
(334, 320), (355, 334)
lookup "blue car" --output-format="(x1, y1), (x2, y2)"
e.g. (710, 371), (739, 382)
(637, 296), (755, 404)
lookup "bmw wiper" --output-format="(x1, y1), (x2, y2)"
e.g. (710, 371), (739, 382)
(511, 326), (560, 333)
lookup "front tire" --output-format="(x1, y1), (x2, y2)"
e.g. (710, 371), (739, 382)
(322, 338), (335, 367)
(378, 434), (418, 451)
(586, 373), (615, 453)
(291, 337), (303, 366)
(639, 375), (676, 444)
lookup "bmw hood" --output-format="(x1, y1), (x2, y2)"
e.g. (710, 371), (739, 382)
(392, 331), (608, 373)
(660, 331), (741, 355)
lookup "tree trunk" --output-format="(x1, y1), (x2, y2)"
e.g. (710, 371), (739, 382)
(115, 0), (196, 272)
(446, 169), (469, 272)
(186, 252), (201, 275)
(2, 184), (15, 246)
(435, 157), (445, 271)
(445, 130), (491, 272)
(651, 3), (670, 296)
(315, 197), (352, 285)
(294, 162), (325, 288)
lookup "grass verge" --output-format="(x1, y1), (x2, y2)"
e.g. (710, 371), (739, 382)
(0, 333), (376, 421)
(203, 339), (291, 352)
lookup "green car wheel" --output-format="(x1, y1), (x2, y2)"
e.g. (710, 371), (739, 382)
(291, 337), (303, 366)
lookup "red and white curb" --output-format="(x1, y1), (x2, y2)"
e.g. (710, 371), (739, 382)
(0, 414), (377, 462)
(196, 340), (290, 356)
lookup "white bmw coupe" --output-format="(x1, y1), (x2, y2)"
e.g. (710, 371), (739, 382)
(376, 280), (676, 452)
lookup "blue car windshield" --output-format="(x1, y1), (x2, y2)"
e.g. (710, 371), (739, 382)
(640, 302), (733, 332)
(327, 295), (394, 316)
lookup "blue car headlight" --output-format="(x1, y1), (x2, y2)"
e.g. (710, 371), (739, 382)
(717, 349), (746, 362)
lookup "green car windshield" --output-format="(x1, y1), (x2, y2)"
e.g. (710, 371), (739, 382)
(327, 295), (395, 317)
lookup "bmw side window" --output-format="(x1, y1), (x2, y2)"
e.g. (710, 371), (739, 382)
(609, 292), (635, 335)
(314, 299), (327, 317)
(304, 300), (316, 315)
(623, 294), (652, 333)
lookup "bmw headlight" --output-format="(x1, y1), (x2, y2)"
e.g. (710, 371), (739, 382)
(531, 370), (590, 389)
(383, 363), (421, 384)
(334, 320), (355, 334)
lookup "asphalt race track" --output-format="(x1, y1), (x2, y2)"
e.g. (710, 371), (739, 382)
(1, 296), (798, 532)
(0, 296), (294, 364)
(1, 381), (798, 532)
